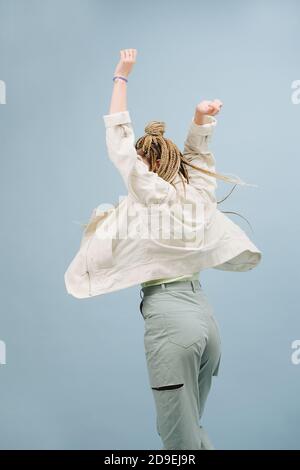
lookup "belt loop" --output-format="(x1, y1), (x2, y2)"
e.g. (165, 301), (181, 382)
(161, 283), (166, 290)
(191, 280), (196, 293)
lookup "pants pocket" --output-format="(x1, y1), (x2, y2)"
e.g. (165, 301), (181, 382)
(162, 309), (208, 349)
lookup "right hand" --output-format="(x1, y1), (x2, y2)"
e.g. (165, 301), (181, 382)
(196, 99), (223, 116)
(113, 49), (138, 78)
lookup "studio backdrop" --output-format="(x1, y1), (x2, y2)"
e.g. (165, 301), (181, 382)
(0, 0), (299, 450)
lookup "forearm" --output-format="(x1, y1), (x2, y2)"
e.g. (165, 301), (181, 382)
(108, 78), (128, 114)
(183, 113), (218, 202)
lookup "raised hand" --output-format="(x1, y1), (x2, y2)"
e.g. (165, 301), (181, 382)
(113, 49), (138, 79)
(196, 99), (223, 117)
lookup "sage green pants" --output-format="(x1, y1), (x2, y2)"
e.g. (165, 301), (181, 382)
(139, 280), (221, 450)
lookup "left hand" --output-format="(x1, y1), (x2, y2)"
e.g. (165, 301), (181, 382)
(113, 49), (138, 78)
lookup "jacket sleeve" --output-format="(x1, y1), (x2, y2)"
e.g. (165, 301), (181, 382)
(103, 110), (176, 205)
(182, 114), (218, 204)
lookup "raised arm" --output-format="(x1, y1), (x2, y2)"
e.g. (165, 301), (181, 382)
(103, 49), (176, 205)
(107, 49), (136, 113)
(182, 99), (223, 203)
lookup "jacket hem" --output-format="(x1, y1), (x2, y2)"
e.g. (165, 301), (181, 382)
(65, 236), (262, 299)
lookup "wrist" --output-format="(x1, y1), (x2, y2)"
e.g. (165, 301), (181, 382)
(113, 72), (128, 80)
(193, 110), (207, 125)
(113, 77), (128, 85)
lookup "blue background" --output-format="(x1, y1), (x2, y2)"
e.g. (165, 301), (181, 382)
(0, 0), (299, 450)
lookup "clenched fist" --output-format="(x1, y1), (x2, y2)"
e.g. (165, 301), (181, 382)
(196, 99), (223, 116)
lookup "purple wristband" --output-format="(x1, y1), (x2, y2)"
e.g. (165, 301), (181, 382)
(113, 75), (128, 83)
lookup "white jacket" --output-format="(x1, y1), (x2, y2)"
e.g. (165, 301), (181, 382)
(64, 110), (262, 299)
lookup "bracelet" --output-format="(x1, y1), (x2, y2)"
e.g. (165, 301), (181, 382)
(113, 75), (128, 83)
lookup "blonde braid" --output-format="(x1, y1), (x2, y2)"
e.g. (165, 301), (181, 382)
(136, 121), (184, 185)
(136, 121), (190, 199)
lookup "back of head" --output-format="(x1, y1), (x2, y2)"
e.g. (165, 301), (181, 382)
(134, 120), (189, 187)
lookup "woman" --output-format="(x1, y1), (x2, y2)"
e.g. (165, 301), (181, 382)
(64, 49), (262, 450)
